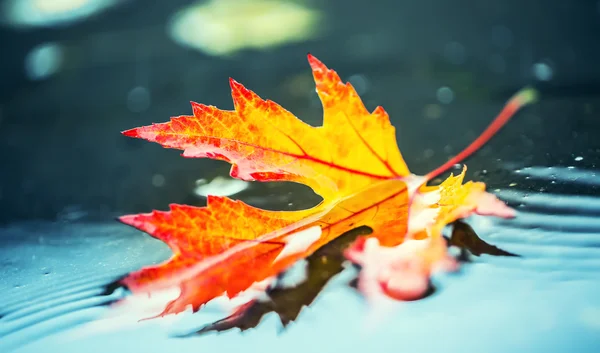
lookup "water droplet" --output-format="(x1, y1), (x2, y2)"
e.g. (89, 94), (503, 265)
(423, 103), (442, 119)
(24, 42), (63, 80)
(567, 166), (576, 170)
(194, 176), (249, 197)
(532, 62), (554, 81)
(509, 182), (517, 187)
(491, 25), (513, 50)
(127, 86), (151, 113)
(152, 174), (166, 187)
(436, 86), (454, 104)
(423, 149), (435, 159)
(347, 74), (369, 95)
(443, 41), (466, 65)
(489, 54), (506, 74)
(453, 163), (462, 169)
(575, 156), (583, 161)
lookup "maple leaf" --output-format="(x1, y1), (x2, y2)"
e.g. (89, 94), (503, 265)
(119, 54), (536, 320)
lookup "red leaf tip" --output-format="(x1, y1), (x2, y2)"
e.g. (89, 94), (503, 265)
(118, 214), (137, 226)
(191, 101), (209, 115)
(229, 77), (254, 106)
(122, 128), (140, 138)
(307, 53), (326, 72)
(229, 77), (243, 91)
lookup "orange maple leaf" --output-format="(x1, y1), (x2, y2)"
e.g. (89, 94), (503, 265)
(119, 54), (536, 318)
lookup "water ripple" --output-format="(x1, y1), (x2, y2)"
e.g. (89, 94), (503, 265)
(1, 166), (600, 350)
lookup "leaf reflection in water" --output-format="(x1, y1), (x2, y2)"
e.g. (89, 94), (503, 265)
(183, 220), (517, 335)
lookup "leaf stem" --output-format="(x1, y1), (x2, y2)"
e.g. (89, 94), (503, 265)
(424, 87), (538, 182)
